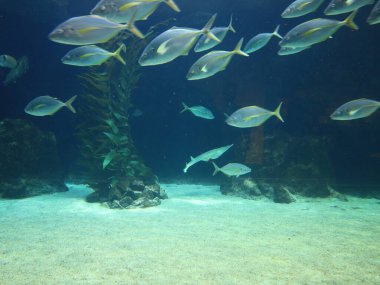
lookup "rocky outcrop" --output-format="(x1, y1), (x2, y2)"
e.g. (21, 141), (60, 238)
(0, 119), (67, 198)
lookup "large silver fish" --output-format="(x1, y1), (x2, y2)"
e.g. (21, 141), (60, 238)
(279, 11), (358, 48)
(330, 98), (380, 120)
(282, 0), (326, 18)
(226, 102), (284, 128)
(324, 0), (374, 15)
(139, 14), (220, 66)
(183, 144), (233, 173)
(24, 95), (77, 116)
(194, 15), (236, 52)
(368, 0), (380, 24)
(49, 15), (143, 45)
(244, 26), (282, 54)
(187, 38), (248, 80)
(212, 162), (251, 177)
(180, 102), (215, 119)
(62, 44), (126, 66)
(91, 0), (180, 23)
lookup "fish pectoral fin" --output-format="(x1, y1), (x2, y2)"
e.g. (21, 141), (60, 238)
(79, 52), (103, 59)
(349, 109), (359, 116)
(200, 64), (208, 73)
(78, 27), (102, 35)
(157, 39), (171, 55)
(33, 104), (47, 110)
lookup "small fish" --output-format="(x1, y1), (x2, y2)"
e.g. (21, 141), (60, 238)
(244, 26), (282, 54)
(187, 38), (248, 80)
(279, 11), (358, 48)
(282, 0), (326, 18)
(367, 0), (380, 25)
(49, 15), (143, 46)
(91, 0), (180, 24)
(278, 45), (311, 56)
(24, 95), (77, 116)
(139, 14), (220, 66)
(212, 162), (251, 177)
(226, 102), (284, 128)
(184, 144), (233, 173)
(180, 102), (215, 119)
(330, 98), (380, 120)
(194, 15), (236, 52)
(325, 0), (374, 15)
(62, 44), (126, 66)
(3, 56), (29, 86)
(0, 55), (17, 69)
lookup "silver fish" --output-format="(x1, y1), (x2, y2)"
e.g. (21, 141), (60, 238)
(226, 102), (284, 128)
(325, 0), (374, 15)
(244, 26), (282, 54)
(91, 0), (180, 24)
(24, 95), (77, 116)
(62, 44), (126, 66)
(139, 14), (220, 66)
(279, 11), (358, 48)
(282, 0), (326, 18)
(194, 15), (236, 52)
(180, 102), (214, 119)
(49, 15), (143, 45)
(368, 0), (380, 24)
(183, 144), (233, 173)
(0, 55), (17, 69)
(212, 162), (251, 177)
(187, 38), (248, 80)
(330, 98), (380, 120)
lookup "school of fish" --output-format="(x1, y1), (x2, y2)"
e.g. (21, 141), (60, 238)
(1, 0), (379, 178)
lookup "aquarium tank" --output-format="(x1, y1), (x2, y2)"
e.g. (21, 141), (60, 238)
(0, 0), (379, 284)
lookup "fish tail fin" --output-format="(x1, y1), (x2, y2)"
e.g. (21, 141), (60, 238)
(212, 161), (220, 176)
(165, 0), (181, 12)
(202, 13), (221, 43)
(180, 102), (189, 113)
(65, 95), (77, 114)
(125, 11), (145, 38)
(228, 14), (236, 33)
(233, 38), (249, 57)
(273, 25), (283, 39)
(112, 44), (126, 65)
(343, 10), (359, 30)
(273, 102), (284, 122)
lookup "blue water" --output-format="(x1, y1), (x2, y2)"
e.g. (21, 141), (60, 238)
(0, 0), (379, 185)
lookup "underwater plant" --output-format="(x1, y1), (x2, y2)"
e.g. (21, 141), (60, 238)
(74, 25), (171, 208)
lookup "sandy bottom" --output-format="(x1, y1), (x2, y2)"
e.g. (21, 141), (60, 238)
(0, 183), (379, 285)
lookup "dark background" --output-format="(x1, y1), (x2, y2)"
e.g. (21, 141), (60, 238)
(0, 0), (379, 184)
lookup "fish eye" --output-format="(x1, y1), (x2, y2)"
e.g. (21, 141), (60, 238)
(55, 28), (64, 34)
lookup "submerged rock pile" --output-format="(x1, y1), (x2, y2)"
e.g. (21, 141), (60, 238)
(0, 119), (67, 198)
(86, 179), (168, 209)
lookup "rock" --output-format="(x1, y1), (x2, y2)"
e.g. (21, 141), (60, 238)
(220, 177), (263, 200)
(327, 185), (348, 202)
(119, 196), (134, 208)
(274, 186), (296, 204)
(0, 119), (67, 198)
(130, 180), (145, 192)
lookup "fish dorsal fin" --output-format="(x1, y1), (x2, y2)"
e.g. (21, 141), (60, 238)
(191, 156), (195, 161)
